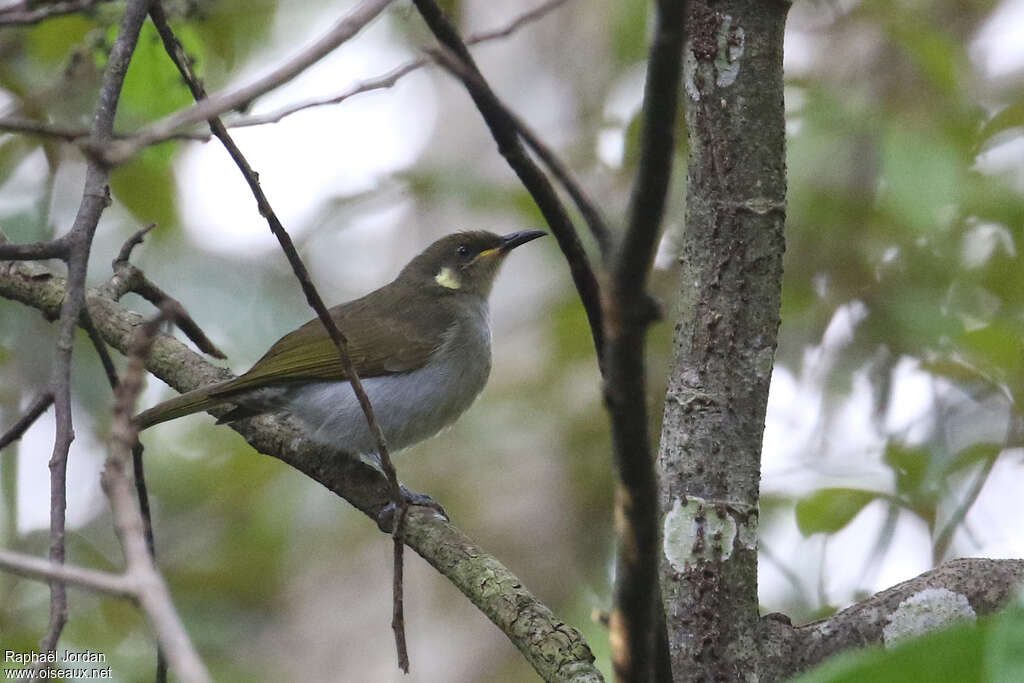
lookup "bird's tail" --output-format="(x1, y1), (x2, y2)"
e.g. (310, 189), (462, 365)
(134, 380), (233, 430)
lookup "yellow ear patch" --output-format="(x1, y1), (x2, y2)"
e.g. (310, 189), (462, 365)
(435, 266), (461, 289)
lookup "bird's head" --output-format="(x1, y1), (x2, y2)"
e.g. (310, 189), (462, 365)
(399, 230), (546, 299)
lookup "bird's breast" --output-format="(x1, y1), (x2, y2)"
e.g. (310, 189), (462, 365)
(277, 301), (492, 456)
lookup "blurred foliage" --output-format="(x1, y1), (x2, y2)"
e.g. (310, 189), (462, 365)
(778, 0), (1024, 627)
(0, 0), (1022, 680)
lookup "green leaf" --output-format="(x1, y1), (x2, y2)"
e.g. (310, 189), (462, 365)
(116, 23), (198, 128)
(612, 1), (649, 64)
(880, 127), (961, 233)
(795, 604), (1024, 683)
(26, 14), (97, 64)
(190, 0), (278, 76)
(793, 619), (984, 683)
(978, 100), (1024, 150)
(795, 488), (880, 536)
(948, 443), (1001, 476)
(109, 144), (179, 228)
(985, 604), (1024, 683)
(884, 18), (963, 100)
(962, 323), (1024, 377)
(884, 443), (930, 495)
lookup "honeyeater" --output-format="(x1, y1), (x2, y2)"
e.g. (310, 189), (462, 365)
(135, 230), (546, 461)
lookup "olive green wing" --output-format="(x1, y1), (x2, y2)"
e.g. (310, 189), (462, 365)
(210, 289), (452, 398)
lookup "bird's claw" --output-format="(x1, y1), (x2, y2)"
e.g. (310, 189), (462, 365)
(376, 486), (448, 533)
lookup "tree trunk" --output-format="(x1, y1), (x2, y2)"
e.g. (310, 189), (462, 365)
(657, 0), (790, 679)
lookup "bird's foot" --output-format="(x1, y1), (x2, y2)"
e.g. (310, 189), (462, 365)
(376, 485), (448, 533)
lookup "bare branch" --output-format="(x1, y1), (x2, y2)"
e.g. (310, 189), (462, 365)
(104, 224), (226, 359)
(0, 116), (208, 143)
(0, 549), (135, 599)
(230, 0), (570, 129)
(0, 235), (69, 261)
(148, 2), (410, 669)
(104, 0), (395, 164)
(0, 260), (604, 683)
(0, 390), (54, 451)
(114, 222), (157, 265)
(410, 0), (606, 364)
(37, 0), (153, 658)
(0, 0), (114, 26)
(0, 117), (94, 142)
(102, 309), (210, 683)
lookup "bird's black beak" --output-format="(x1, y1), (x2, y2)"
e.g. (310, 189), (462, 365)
(500, 230), (547, 253)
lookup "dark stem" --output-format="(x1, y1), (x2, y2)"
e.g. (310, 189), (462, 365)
(392, 506), (410, 672)
(0, 0), (116, 27)
(0, 391), (54, 451)
(603, 1), (687, 679)
(80, 309), (120, 389)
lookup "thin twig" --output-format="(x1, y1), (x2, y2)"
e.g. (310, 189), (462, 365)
(0, 235), (69, 261)
(0, 0), (113, 26)
(391, 503), (410, 671)
(80, 308), (120, 389)
(0, 391), (54, 451)
(104, 0), (395, 164)
(37, 0), (153, 660)
(105, 308), (210, 683)
(0, 116), (209, 143)
(933, 453), (998, 562)
(148, 2), (410, 670)
(427, 47), (611, 257)
(604, 0), (686, 678)
(230, 0), (570, 129)
(106, 224), (226, 358)
(83, 265), (162, 597)
(114, 222), (157, 264)
(82, 273), (166, 679)
(410, 0), (605, 364)
(0, 549), (135, 598)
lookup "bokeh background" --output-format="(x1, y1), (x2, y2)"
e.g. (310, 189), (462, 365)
(1, 0), (1023, 680)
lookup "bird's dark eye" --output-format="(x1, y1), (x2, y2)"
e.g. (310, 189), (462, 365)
(456, 244), (470, 257)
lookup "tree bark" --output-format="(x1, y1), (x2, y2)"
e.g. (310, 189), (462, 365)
(657, 0), (789, 678)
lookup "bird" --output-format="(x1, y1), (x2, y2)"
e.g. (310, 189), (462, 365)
(134, 230), (547, 463)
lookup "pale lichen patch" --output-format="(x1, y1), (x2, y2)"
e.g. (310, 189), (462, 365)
(664, 495), (753, 572)
(882, 587), (976, 648)
(684, 45), (702, 102)
(715, 16), (744, 88)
